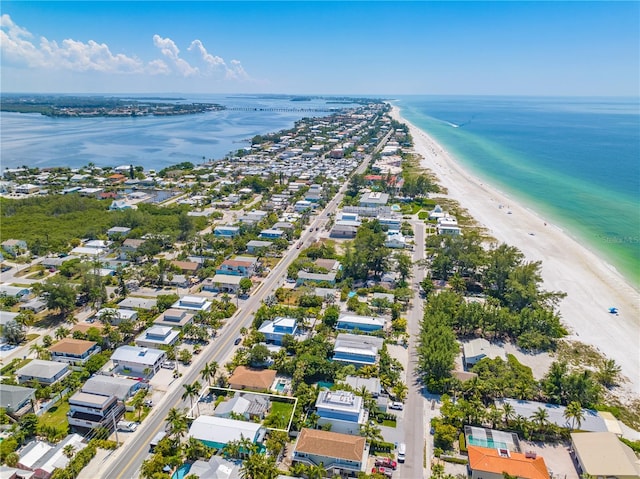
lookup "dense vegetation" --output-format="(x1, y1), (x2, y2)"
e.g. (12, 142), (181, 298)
(0, 195), (206, 255)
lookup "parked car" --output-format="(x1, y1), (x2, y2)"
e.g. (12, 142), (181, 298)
(375, 458), (397, 470)
(161, 361), (176, 370)
(372, 467), (393, 478)
(389, 401), (404, 410)
(117, 420), (138, 432)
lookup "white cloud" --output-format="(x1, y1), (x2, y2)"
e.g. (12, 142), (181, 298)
(1, 15), (252, 83)
(188, 39), (250, 81)
(153, 34), (199, 77)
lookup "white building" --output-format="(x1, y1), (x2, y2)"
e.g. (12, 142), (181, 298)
(315, 389), (367, 435)
(110, 345), (166, 376)
(188, 416), (266, 449)
(135, 326), (180, 348)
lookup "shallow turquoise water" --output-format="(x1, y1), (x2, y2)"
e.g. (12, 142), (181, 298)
(172, 464), (191, 479)
(396, 96), (640, 287)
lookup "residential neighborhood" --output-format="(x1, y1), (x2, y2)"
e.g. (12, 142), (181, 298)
(1, 100), (638, 479)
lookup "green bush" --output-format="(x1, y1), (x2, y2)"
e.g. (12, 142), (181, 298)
(0, 437), (19, 463)
(441, 456), (468, 465)
(369, 440), (395, 453)
(459, 432), (467, 453)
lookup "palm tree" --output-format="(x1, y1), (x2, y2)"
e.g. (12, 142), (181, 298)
(359, 422), (383, 444)
(54, 326), (70, 340)
(502, 402), (515, 427)
(131, 390), (147, 421)
(62, 444), (75, 459)
(182, 381), (202, 416)
(564, 401), (585, 431)
(392, 382), (409, 401)
(29, 343), (50, 360)
(166, 407), (188, 443)
(532, 407), (549, 433)
(239, 453), (279, 479)
(305, 462), (326, 479)
(597, 359), (622, 388)
(200, 361), (218, 387)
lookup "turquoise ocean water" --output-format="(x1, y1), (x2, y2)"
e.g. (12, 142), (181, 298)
(395, 96), (640, 287)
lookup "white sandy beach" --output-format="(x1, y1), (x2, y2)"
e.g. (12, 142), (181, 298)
(391, 106), (640, 396)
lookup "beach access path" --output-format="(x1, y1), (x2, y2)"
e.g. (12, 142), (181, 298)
(390, 106), (640, 396)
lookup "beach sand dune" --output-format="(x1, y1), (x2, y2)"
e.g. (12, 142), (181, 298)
(391, 106), (640, 395)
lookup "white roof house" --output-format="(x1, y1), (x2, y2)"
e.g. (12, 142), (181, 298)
(111, 345), (166, 375)
(496, 398), (610, 432)
(16, 360), (70, 385)
(135, 326), (180, 348)
(336, 314), (385, 332)
(333, 333), (384, 366)
(463, 338), (506, 367)
(81, 375), (143, 401)
(189, 416), (265, 448)
(172, 295), (212, 312)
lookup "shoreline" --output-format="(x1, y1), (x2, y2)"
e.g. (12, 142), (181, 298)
(390, 105), (640, 396)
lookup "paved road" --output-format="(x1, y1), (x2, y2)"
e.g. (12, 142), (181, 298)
(102, 124), (390, 479)
(395, 219), (427, 479)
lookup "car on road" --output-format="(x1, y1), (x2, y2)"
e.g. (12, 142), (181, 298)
(389, 401), (404, 410)
(374, 458), (397, 470)
(234, 337), (242, 345)
(397, 443), (406, 463)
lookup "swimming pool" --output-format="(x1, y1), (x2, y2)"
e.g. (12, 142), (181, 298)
(275, 381), (286, 392)
(172, 464), (191, 479)
(347, 291), (356, 298)
(467, 436), (508, 450)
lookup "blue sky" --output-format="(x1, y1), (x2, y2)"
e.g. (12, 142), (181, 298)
(1, 1), (638, 95)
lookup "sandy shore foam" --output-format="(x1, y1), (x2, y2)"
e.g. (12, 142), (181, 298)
(391, 105), (640, 395)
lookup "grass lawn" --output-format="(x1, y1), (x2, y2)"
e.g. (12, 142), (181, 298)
(382, 419), (397, 428)
(39, 400), (70, 431)
(125, 406), (151, 423)
(26, 333), (39, 342)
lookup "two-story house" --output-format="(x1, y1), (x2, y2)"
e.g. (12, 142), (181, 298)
(110, 345), (166, 376)
(332, 333), (384, 367)
(48, 338), (101, 366)
(153, 308), (194, 328)
(67, 391), (125, 433)
(135, 326), (180, 348)
(336, 314), (385, 332)
(216, 257), (257, 277)
(293, 428), (368, 477)
(171, 295), (212, 312)
(315, 389), (368, 435)
(257, 316), (298, 345)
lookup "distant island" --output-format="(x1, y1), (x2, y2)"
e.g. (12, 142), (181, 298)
(0, 95), (226, 117)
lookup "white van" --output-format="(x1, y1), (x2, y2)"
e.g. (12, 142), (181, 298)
(397, 443), (406, 463)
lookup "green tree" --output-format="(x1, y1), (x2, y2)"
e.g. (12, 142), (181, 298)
(2, 320), (26, 345)
(596, 359), (622, 388)
(38, 275), (77, 318)
(239, 277), (253, 295)
(166, 407), (188, 443)
(395, 251), (413, 285)
(200, 361), (218, 387)
(564, 401), (585, 431)
(182, 381), (202, 416)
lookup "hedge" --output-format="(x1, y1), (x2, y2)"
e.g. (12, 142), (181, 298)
(459, 432), (467, 453)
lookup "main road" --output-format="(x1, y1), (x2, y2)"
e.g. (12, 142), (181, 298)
(102, 121), (391, 479)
